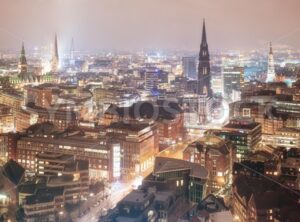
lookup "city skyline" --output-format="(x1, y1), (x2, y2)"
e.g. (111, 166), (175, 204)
(1, 1), (300, 222)
(0, 0), (300, 52)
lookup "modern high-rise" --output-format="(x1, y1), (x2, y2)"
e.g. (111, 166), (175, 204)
(145, 68), (159, 92)
(266, 42), (275, 82)
(222, 65), (244, 100)
(210, 118), (262, 160)
(197, 20), (213, 124)
(182, 56), (197, 79)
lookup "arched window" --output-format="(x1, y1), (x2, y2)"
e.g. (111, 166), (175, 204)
(203, 86), (208, 95)
(203, 67), (207, 75)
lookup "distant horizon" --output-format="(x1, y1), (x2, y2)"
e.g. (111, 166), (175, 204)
(0, 42), (298, 58)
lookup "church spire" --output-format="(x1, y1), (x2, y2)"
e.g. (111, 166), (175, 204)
(266, 42), (275, 82)
(51, 33), (59, 72)
(198, 19), (212, 97)
(19, 42), (27, 74)
(197, 19), (213, 124)
(201, 19), (207, 46)
(54, 33), (59, 60)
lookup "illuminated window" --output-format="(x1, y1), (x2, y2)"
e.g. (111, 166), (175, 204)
(73, 173), (80, 181)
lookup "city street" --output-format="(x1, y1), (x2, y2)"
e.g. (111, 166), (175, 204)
(73, 180), (135, 222)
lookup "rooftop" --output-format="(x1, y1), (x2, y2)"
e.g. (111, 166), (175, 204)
(25, 186), (64, 205)
(186, 135), (231, 156)
(1, 159), (25, 185)
(153, 157), (208, 179)
(36, 152), (74, 162)
(108, 121), (151, 132)
(121, 190), (153, 204)
(224, 118), (260, 130)
(105, 100), (182, 121)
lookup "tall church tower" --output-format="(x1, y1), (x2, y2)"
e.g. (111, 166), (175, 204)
(198, 20), (212, 97)
(19, 42), (27, 74)
(51, 33), (59, 72)
(266, 42), (275, 82)
(198, 20), (213, 124)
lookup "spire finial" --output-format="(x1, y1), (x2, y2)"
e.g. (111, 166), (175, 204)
(54, 33), (58, 59)
(21, 41), (25, 55)
(201, 19), (207, 46)
(269, 42), (273, 54)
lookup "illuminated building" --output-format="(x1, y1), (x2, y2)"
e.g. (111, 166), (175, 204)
(23, 187), (65, 222)
(93, 87), (140, 116)
(261, 117), (285, 135)
(18, 42), (28, 74)
(183, 135), (235, 193)
(51, 33), (59, 73)
(115, 187), (186, 222)
(232, 174), (300, 222)
(7, 73), (57, 89)
(222, 65), (244, 100)
(278, 148), (300, 190)
(0, 77), (12, 92)
(273, 100), (300, 128)
(211, 75), (223, 95)
(171, 76), (187, 93)
(55, 91), (93, 120)
(194, 194), (233, 222)
(0, 133), (20, 162)
(210, 118), (262, 160)
(0, 160), (25, 212)
(36, 152), (89, 203)
(15, 123), (111, 179)
(229, 101), (284, 134)
(15, 109), (38, 132)
(104, 101), (184, 150)
(262, 127), (300, 149)
(0, 104), (14, 133)
(143, 157), (208, 203)
(25, 104), (78, 130)
(25, 85), (53, 108)
(115, 189), (158, 221)
(105, 121), (158, 179)
(197, 20), (213, 124)
(15, 121), (157, 181)
(266, 42), (276, 83)
(144, 68), (159, 92)
(182, 56), (197, 79)
(232, 150), (279, 180)
(0, 91), (24, 112)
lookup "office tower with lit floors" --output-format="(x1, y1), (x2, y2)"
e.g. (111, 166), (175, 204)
(197, 20), (213, 124)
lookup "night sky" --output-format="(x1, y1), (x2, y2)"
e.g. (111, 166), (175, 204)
(0, 0), (300, 52)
